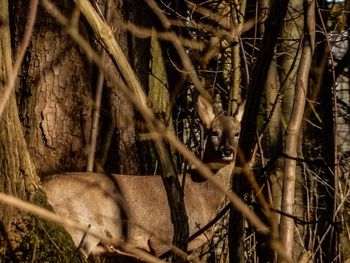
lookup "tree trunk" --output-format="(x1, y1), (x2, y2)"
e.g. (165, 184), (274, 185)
(279, 2), (314, 260)
(0, 1), (84, 261)
(277, 0), (306, 260)
(98, 0), (154, 175)
(13, 0), (92, 176)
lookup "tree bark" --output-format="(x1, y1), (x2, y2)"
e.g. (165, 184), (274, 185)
(101, 0), (151, 175)
(276, 0), (306, 260)
(14, 0), (92, 175)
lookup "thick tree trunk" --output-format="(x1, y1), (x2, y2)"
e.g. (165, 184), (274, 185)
(0, 1), (84, 261)
(14, 1), (92, 175)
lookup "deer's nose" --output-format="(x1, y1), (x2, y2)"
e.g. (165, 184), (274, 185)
(221, 148), (234, 161)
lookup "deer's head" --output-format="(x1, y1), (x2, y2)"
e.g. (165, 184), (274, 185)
(197, 95), (244, 164)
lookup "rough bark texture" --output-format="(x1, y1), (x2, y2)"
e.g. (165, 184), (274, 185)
(14, 0), (152, 176)
(14, 1), (93, 175)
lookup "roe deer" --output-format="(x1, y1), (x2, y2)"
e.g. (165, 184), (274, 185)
(43, 96), (244, 258)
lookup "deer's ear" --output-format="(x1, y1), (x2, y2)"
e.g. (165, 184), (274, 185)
(234, 100), (245, 123)
(197, 95), (216, 129)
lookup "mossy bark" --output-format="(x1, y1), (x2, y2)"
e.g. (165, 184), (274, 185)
(5, 190), (86, 263)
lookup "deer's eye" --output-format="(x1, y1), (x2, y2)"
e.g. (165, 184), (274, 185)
(211, 130), (221, 137)
(231, 130), (240, 137)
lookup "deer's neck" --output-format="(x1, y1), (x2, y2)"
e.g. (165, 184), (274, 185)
(183, 167), (232, 224)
